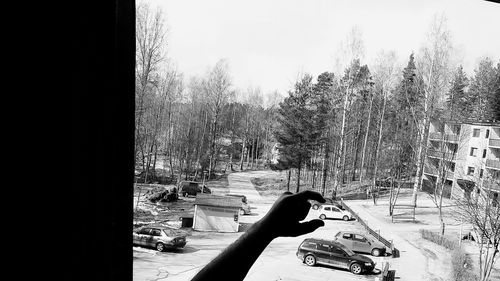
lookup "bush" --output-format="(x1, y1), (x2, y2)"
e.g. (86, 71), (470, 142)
(419, 229), (477, 281)
(419, 229), (457, 250)
(451, 248), (477, 281)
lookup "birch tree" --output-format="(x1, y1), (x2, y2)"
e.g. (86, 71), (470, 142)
(332, 26), (365, 199)
(135, 1), (167, 168)
(455, 175), (500, 281)
(204, 59), (232, 178)
(370, 50), (399, 204)
(412, 13), (454, 206)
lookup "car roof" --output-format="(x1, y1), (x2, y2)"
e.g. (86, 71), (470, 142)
(143, 224), (177, 230)
(302, 238), (344, 247)
(321, 204), (340, 208)
(337, 231), (365, 235)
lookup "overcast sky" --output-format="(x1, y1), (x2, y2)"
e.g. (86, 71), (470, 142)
(145, 0), (500, 96)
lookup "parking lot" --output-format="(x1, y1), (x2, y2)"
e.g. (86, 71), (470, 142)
(133, 199), (388, 281)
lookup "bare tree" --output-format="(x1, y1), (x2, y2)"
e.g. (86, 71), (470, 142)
(332, 26), (365, 199)
(135, 1), (167, 168)
(455, 174), (500, 281)
(370, 50), (400, 204)
(412, 13), (454, 206)
(204, 59), (232, 178)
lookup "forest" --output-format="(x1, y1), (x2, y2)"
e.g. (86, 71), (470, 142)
(135, 2), (500, 203)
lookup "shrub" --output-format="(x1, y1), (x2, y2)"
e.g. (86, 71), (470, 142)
(451, 248), (477, 281)
(419, 229), (458, 250)
(419, 229), (478, 281)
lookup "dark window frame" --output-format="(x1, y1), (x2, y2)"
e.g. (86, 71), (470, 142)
(467, 167), (475, 176)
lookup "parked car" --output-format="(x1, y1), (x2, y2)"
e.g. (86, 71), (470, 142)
(178, 181), (211, 197)
(318, 204), (353, 221)
(133, 224), (187, 252)
(296, 238), (376, 275)
(334, 231), (386, 257)
(225, 193), (251, 215)
(310, 198), (344, 210)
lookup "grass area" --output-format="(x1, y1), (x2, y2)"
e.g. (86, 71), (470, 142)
(250, 177), (287, 197)
(419, 229), (477, 281)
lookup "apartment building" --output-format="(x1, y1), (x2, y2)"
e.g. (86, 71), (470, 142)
(422, 120), (500, 202)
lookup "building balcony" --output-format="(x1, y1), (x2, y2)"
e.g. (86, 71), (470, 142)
(486, 159), (500, 170)
(424, 165), (454, 179)
(424, 165), (438, 175)
(489, 138), (500, 148)
(427, 149), (456, 160)
(429, 132), (442, 140)
(443, 134), (459, 142)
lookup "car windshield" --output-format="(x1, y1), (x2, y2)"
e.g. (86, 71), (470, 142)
(338, 243), (355, 256)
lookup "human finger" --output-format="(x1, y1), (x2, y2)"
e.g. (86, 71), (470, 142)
(288, 219), (325, 237)
(293, 190), (325, 203)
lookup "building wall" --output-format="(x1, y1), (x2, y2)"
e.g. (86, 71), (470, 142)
(424, 122), (500, 199)
(193, 205), (240, 232)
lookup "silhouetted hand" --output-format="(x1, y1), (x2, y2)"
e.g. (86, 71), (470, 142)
(258, 190), (326, 239)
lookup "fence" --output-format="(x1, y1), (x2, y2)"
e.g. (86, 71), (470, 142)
(340, 200), (400, 258)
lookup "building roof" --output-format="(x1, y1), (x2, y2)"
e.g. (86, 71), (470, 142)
(444, 119), (500, 127)
(194, 194), (242, 208)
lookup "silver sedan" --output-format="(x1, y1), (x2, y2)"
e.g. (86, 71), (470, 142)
(133, 225), (187, 251)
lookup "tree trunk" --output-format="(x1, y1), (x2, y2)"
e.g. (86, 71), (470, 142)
(321, 135), (330, 196)
(229, 105), (236, 171)
(296, 164), (302, 193)
(372, 89), (388, 205)
(359, 93), (374, 187)
(411, 113), (431, 206)
(333, 89), (350, 199)
(240, 138), (246, 170)
(287, 169), (291, 192)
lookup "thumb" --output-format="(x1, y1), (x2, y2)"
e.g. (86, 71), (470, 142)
(290, 219), (324, 237)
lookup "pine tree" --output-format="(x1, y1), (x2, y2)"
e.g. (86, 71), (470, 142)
(446, 65), (470, 121)
(312, 72), (335, 195)
(275, 74), (317, 192)
(469, 57), (497, 120)
(493, 61), (500, 120)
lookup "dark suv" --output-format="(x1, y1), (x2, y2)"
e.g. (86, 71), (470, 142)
(296, 238), (376, 275)
(178, 181), (211, 197)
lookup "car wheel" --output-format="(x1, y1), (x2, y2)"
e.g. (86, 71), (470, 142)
(183, 192), (187, 197)
(304, 255), (316, 266)
(342, 215), (349, 221)
(156, 242), (165, 252)
(319, 214), (326, 220)
(239, 209), (245, 216)
(350, 262), (362, 275)
(312, 204), (319, 210)
(371, 248), (381, 257)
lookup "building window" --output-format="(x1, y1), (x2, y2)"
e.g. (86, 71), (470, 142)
(483, 149), (487, 158)
(486, 129), (490, 138)
(480, 169), (484, 178)
(467, 167), (475, 176)
(473, 129), (480, 137)
(470, 147), (477, 157)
